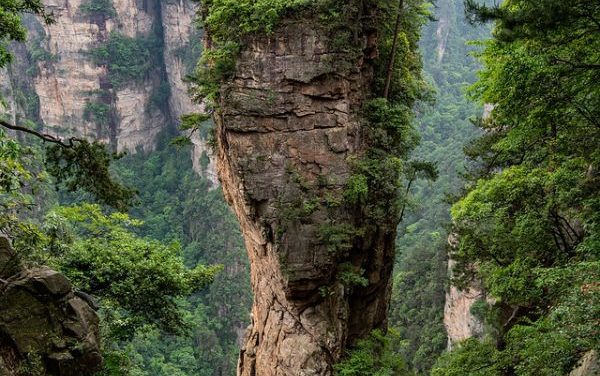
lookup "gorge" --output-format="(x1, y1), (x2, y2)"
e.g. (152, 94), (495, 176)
(2, 0), (597, 375)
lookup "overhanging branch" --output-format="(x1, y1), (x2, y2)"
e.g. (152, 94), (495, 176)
(0, 119), (83, 148)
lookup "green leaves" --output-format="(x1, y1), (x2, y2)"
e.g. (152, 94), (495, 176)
(79, 0), (116, 18)
(202, 0), (312, 40)
(335, 329), (411, 376)
(0, 0), (54, 68)
(91, 32), (161, 89)
(50, 204), (221, 339)
(439, 0), (600, 374)
(45, 140), (136, 211)
(431, 339), (503, 376)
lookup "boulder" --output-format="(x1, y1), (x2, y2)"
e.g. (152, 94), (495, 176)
(0, 237), (103, 375)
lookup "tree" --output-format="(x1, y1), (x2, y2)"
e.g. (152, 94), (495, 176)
(334, 329), (412, 376)
(435, 0), (600, 374)
(0, 2), (134, 211)
(0, 0), (53, 67)
(44, 204), (221, 339)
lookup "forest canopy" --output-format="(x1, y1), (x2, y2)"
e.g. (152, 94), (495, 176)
(433, 0), (600, 374)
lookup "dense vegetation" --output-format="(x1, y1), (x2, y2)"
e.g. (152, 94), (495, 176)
(107, 134), (251, 375)
(91, 31), (163, 89)
(2, 0), (598, 375)
(0, 3), (233, 374)
(389, 0), (488, 372)
(432, 0), (600, 375)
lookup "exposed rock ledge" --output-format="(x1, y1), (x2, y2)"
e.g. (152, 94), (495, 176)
(0, 238), (102, 375)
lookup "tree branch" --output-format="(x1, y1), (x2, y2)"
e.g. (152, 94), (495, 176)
(383, 0), (404, 100)
(0, 119), (82, 148)
(552, 57), (600, 70)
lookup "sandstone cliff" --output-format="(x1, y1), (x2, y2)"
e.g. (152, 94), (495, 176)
(443, 261), (485, 349)
(444, 231), (487, 348)
(212, 19), (395, 375)
(0, 0), (216, 181)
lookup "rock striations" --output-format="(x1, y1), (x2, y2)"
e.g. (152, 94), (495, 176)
(213, 20), (394, 375)
(0, 0), (217, 182)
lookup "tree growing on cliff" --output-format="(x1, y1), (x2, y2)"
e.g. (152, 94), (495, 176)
(433, 0), (600, 374)
(0, 1), (135, 211)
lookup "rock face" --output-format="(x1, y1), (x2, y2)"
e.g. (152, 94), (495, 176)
(32, 0), (165, 150)
(0, 238), (102, 375)
(443, 282), (485, 349)
(159, 0), (218, 184)
(213, 20), (393, 375)
(443, 235), (486, 349)
(0, 0), (217, 181)
(570, 350), (600, 376)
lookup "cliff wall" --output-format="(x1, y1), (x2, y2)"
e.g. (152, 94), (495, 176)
(213, 19), (395, 375)
(0, 0), (216, 182)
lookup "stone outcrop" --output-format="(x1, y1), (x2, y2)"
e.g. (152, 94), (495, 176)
(444, 234), (487, 349)
(0, 238), (102, 375)
(159, 0), (219, 184)
(33, 0), (165, 151)
(0, 0), (217, 181)
(570, 351), (600, 376)
(213, 18), (394, 375)
(443, 281), (485, 349)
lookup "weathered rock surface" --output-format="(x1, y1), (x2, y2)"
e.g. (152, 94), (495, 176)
(570, 350), (600, 376)
(0, 0), (217, 181)
(0, 238), (102, 375)
(34, 0), (165, 151)
(443, 233), (486, 350)
(443, 283), (484, 349)
(159, 0), (218, 184)
(214, 20), (393, 375)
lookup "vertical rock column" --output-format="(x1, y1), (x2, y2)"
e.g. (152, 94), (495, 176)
(214, 21), (395, 375)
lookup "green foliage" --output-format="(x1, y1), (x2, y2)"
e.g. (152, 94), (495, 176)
(45, 204), (221, 339)
(431, 338), (504, 376)
(17, 351), (45, 376)
(84, 101), (110, 125)
(108, 133), (251, 375)
(187, 40), (239, 105)
(91, 32), (161, 89)
(317, 223), (362, 255)
(436, 0), (600, 374)
(0, 129), (33, 201)
(28, 35), (57, 74)
(192, 0), (313, 103)
(80, 0), (116, 18)
(389, 0), (488, 372)
(202, 0), (312, 38)
(334, 329), (411, 376)
(0, 129), (55, 253)
(0, 0), (53, 68)
(0, 128), (225, 374)
(3, 192), (223, 375)
(45, 140), (136, 211)
(337, 263), (369, 288)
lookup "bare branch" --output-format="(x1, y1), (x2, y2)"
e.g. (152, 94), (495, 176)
(383, 0), (404, 100)
(0, 119), (83, 148)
